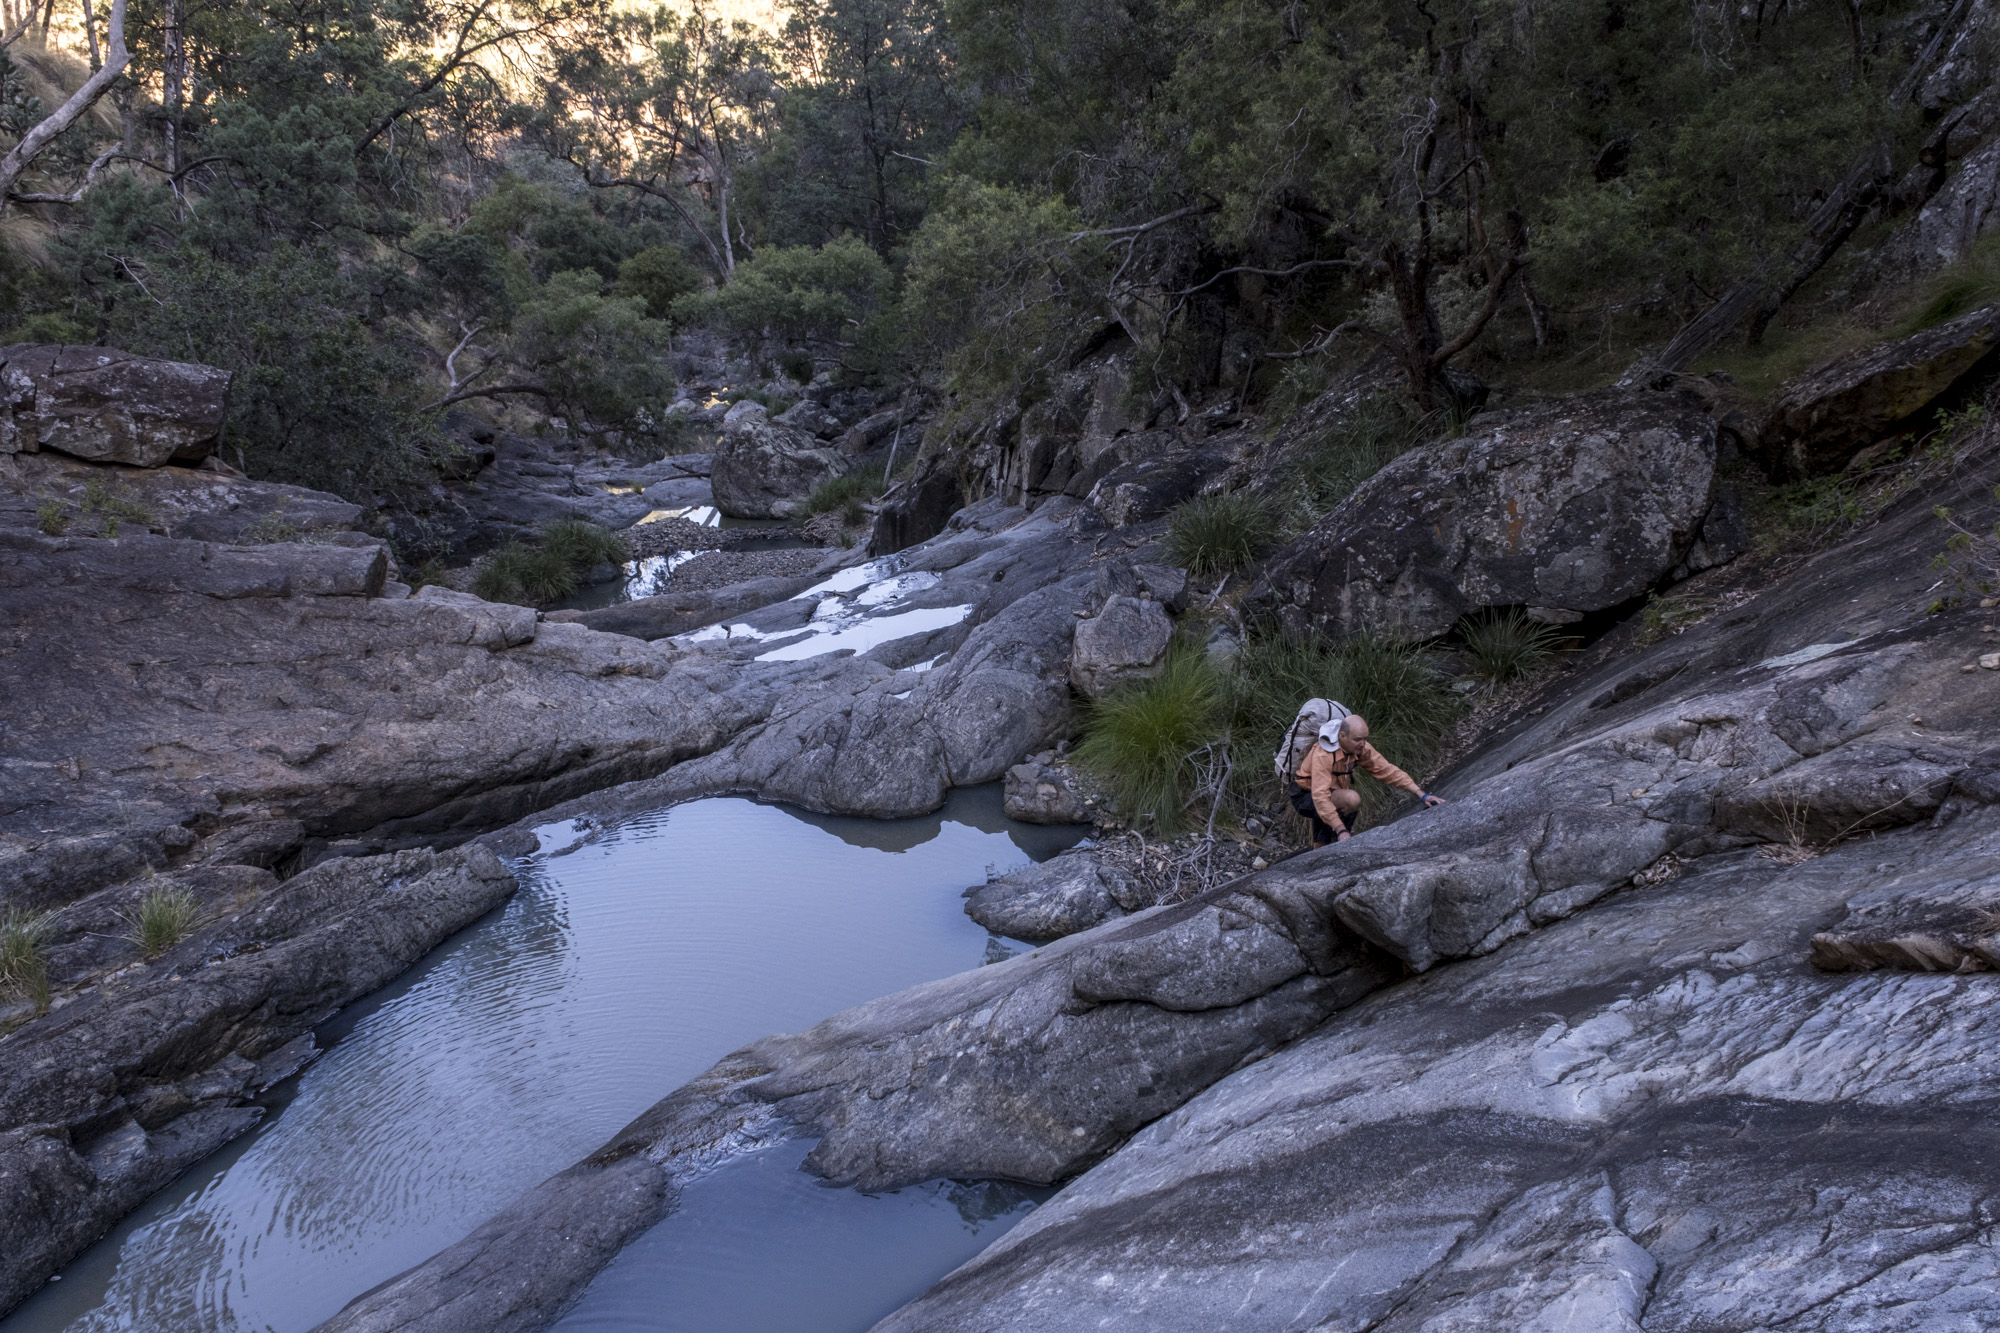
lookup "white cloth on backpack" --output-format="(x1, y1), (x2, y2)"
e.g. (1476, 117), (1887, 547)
(1274, 698), (1350, 782)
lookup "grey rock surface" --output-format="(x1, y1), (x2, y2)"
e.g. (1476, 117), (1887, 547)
(0, 451), (363, 542)
(1002, 756), (1093, 824)
(1760, 302), (2000, 476)
(310, 449), (2000, 1333)
(879, 818), (2000, 1333)
(0, 343), (231, 466)
(710, 407), (844, 518)
(964, 850), (1142, 944)
(0, 846), (518, 1315)
(1251, 388), (1721, 639)
(1068, 595), (1173, 700)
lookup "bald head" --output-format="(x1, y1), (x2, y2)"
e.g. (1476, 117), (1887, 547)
(1339, 713), (1370, 753)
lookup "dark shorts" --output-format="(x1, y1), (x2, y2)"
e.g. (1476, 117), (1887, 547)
(1289, 786), (1350, 843)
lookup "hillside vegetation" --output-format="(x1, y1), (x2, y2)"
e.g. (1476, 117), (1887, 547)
(0, 0), (1987, 530)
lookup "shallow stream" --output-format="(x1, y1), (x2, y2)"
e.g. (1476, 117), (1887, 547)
(4, 789), (1078, 1333)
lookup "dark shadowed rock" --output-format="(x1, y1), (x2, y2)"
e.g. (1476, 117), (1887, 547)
(965, 851), (1142, 943)
(1760, 303), (2000, 476)
(0, 344), (231, 467)
(1003, 756), (1093, 824)
(0, 452), (363, 542)
(1069, 595), (1173, 699)
(709, 404), (843, 518)
(1250, 388), (1719, 639)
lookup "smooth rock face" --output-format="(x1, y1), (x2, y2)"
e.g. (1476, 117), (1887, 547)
(964, 851), (1142, 944)
(308, 455), (2000, 1333)
(1759, 303), (2000, 476)
(879, 819), (2000, 1333)
(0, 344), (232, 466)
(0, 846), (518, 1315)
(1250, 389), (1720, 639)
(709, 405), (844, 518)
(1002, 757), (1092, 824)
(1881, 137), (2000, 275)
(1069, 595), (1174, 699)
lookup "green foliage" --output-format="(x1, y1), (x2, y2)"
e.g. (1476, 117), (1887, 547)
(1072, 650), (1228, 832)
(538, 517), (629, 570)
(1893, 235), (2000, 337)
(473, 542), (580, 607)
(900, 179), (1102, 412)
(1283, 390), (1433, 520)
(1228, 633), (1459, 809)
(130, 889), (200, 957)
(614, 246), (703, 320)
(1928, 488), (2000, 610)
(1638, 594), (1716, 646)
(0, 908), (53, 1010)
(1459, 609), (1563, 681)
(800, 469), (884, 521)
(109, 241), (445, 499)
(1164, 493), (1270, 575)
(512, 271), (677, 433)
(688, 235), (893, 359)
(35, 498), (67, 535)
(240, 510), (300, 544)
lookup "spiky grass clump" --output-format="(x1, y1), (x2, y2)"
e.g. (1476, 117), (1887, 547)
(801, 470), (882, 523)
(1460, 609), (1562, 681)
(1164, 493), (1271, 576)
(1072, 651), (1227, 832)
(1, 909), (54, 1010)
(539, 518), (629, 571)
(472, 542), (580, 606)
(1229, 631), (1460, 826)
(130, 888), (200, 957)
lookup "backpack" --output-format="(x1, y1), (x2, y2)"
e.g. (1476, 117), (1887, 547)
(1274, 698), (1350, 783)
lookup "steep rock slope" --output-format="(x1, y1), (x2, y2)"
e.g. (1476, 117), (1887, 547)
(311, 442), (2000, 1333)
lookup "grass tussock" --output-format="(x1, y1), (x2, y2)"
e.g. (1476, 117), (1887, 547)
(1, 909), (54, 1012)
(1460, 608), (1563, 681)
(1164, 493), (1271, 576)
(801, 470), (883, 524)
(470, 517), (628, 607)
(1074, 631), (1460, 834)
(1071, 650), (1228, 832)
(130, 888), (200, 957)
(539, 516), (630, 570)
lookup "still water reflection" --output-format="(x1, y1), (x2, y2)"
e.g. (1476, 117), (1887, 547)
(3, 788), (1078, 1333)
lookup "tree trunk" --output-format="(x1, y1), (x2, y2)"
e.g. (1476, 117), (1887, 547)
(0, 0), (127, 210)
(162, 0), (182, 175)
(81, 0), (99, 71)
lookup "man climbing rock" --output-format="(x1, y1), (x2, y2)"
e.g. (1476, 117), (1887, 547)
(1291, 713), (1444, 846)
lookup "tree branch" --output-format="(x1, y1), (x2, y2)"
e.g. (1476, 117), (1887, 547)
(423, 383), (553, 413)
(0, 0), (127, 210)
(1430, 253), (1525, 367)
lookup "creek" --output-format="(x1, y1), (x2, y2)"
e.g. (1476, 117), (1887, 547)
(3, 789), (1080, 1333)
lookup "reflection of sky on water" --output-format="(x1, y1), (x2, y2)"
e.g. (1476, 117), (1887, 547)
(5, 792), (1077, 1333)
(555, 1142), (1050, 1333)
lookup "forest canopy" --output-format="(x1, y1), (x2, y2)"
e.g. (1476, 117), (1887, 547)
(0, 0), (1977, 507)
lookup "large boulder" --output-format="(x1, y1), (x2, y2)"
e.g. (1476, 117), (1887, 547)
(708, 402), (843, 518)
(1069, 594), (1174, 699)
(1250, 389), (1720, 639)
(1760, 303), (2000, 476)
(0, 344), (231, 467)
(964, 850), (1145, 943)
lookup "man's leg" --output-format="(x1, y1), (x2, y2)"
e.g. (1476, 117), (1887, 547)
(1328, 788), (1361, 841)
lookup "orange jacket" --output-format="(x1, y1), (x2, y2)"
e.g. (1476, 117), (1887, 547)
(1294, 741), (1422, 829)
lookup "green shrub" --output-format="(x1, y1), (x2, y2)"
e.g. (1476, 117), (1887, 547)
(130, 888), (199, 957)
(0, 909), (53, 1011)
(1893, 234), (2000, 337)
(801, 470), (883, 520)
(1072, 651), (1228, 832)
(472, 542), (579, 606)
(1229, 631), (1459, 825)
(1460, 608), (1563, 681)
(35, 499), (66, 535)
(539, 518), (628, 571)
(1164, 493), (1270, 575)
(1285, 390), (1433, 517)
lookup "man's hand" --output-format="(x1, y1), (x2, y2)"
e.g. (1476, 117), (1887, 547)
(1335, 829), (1351, 842)
(1422, 794), (1446, 808)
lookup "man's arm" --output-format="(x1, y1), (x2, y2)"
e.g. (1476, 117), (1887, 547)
(1359, 745), (1430, 799)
